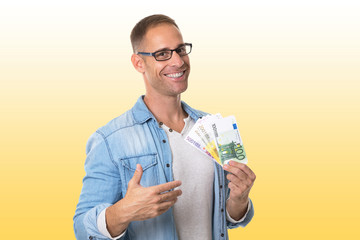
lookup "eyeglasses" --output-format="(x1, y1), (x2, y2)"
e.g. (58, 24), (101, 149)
(137, 43), (192, 61)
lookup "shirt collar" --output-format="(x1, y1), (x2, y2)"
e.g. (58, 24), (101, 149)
(131, 95), (205, 124)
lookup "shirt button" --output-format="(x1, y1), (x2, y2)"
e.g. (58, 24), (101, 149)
(159, 122), (163, 125)
(162, 139), (166, 143)
(221, 208), (224, 212)
(221, 233), (224, 237)
(220, 185), (223, 189)
(166, 163), (170, 167)
(169, 128), (173, 132)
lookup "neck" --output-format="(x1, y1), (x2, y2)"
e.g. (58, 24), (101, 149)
(143, 93), (188, 132)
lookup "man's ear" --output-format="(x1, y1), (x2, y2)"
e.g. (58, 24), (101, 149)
(131, 54), (146, 73)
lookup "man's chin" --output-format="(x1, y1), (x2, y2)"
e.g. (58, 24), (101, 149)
(166, 85), (188, 97)
(177, 85), (188, 95)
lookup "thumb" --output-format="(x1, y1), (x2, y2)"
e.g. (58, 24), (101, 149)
(129, 164), (143, 186)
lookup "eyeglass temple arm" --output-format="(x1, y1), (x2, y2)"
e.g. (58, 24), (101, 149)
(137, 52), (154, 56)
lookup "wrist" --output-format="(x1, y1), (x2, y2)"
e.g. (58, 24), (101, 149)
(106, 201), (131, 237)
(226, 198), (249, 221)
(227, 197), (248, 208)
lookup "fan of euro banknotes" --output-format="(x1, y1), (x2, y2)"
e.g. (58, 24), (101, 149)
(185, 114), (248, 166)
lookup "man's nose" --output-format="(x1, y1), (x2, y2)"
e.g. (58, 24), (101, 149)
(169, 51), (185, 67)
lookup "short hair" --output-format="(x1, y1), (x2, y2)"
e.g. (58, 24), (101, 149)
(130, 14), (179, 53)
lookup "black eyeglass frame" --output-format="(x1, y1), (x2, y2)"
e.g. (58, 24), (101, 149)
(137, 43), (192, 61)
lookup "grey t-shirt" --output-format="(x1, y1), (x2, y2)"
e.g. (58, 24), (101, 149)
(161, 116), (214, 240)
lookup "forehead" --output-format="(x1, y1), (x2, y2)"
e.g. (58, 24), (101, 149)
(142, 23), (184, 51)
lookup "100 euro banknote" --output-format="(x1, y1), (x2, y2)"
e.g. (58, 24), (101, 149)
(211, 116), (248, 165)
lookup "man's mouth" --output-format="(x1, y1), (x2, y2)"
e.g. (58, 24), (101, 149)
(164, 71), (185, 78)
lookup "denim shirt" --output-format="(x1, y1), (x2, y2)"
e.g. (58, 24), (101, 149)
(73, 96), (254, 240)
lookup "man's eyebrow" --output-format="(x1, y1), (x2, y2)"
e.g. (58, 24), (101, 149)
(154, 43), (185, 52)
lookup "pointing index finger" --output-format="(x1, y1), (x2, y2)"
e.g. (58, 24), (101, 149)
(153, 180), (182, 193)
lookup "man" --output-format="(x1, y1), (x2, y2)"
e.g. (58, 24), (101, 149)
(74, 14), (255, 240)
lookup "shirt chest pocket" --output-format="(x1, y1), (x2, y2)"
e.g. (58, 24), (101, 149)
(120, 153), (160, 188)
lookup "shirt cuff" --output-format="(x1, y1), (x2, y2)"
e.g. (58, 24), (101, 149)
(226, 199), (251, 223)
(97, 208), (126, 239)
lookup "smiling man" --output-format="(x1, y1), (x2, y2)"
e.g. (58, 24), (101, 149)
(73, 14), (255, 240)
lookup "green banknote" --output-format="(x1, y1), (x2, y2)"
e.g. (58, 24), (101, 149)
(211, 116), (248, 165)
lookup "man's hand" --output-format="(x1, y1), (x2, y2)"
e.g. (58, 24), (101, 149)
(106, 164), (182, 237)
(223, 161), (256, 221)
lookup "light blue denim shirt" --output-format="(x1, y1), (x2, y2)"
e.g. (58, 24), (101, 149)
(73, 96), (254, 240)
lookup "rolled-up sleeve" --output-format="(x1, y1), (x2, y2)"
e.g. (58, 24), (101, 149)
(226, 198), (254, 229)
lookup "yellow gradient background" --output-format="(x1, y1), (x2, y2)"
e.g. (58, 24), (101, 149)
(1, 1), (359, 239)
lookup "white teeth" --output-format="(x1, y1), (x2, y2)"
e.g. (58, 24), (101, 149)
(165, 71), (184, 78)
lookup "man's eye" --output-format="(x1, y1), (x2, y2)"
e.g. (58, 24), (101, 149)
(156, 51), (170, 58)
(177, 47), (186, 54)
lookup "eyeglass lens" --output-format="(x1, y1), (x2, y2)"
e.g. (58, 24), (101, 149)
(154, 44), (191, 61)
